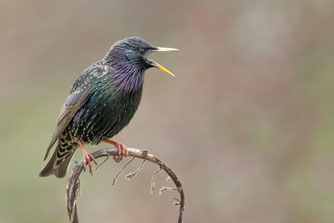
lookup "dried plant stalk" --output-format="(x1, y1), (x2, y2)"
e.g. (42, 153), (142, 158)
(66, 148), (185, 223)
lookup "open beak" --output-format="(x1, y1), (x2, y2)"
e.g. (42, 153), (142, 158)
(150, 47), (179, 77)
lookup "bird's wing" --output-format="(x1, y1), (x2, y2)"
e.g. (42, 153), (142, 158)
(43, 85), (94, 160)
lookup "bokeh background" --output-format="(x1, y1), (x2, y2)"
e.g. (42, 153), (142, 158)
(1, 0), (334, 222)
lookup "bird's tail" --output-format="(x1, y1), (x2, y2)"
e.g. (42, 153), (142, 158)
(39, 142), (75, 178)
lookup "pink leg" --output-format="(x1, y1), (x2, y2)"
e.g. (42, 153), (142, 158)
(103, 139), (128, 162)
(78, 140), (98, 175)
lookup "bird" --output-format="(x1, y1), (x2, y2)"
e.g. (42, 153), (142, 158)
(39, 37), (178, 178)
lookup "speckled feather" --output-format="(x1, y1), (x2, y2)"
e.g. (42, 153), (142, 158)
(40, 37), (155, 178)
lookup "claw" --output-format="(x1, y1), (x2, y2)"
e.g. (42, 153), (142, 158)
(78, 140), (98, 175)
(103, 139), (128, 162)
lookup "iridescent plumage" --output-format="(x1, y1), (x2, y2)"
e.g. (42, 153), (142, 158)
(40, 37), (177, 178)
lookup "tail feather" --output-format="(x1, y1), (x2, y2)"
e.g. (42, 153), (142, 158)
(39, 143), (75, 178)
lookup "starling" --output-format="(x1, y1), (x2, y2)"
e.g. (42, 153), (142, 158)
(40, 37), (178, 178)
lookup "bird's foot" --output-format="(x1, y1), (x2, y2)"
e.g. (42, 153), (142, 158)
(104, 139), (128, 162)
(78, 140), (98, 175)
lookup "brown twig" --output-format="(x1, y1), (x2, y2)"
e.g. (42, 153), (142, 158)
(66, 148), (185, 223)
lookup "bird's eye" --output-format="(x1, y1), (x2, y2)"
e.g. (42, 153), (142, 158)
(138, 48), (145, 54)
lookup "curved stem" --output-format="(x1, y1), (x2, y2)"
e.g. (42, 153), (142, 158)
(66, 148), (185, 223)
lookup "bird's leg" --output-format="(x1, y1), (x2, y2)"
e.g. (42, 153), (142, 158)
(78, 140), (98, 175)
(103, 139), (128, 162)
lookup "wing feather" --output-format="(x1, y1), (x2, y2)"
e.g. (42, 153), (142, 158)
(43, 85), (93, 160)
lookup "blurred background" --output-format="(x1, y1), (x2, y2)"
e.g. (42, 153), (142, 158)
(1, 0), (334, 222)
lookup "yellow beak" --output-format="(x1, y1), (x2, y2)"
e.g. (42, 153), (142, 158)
(150, 61), (175, 77)
(150, 47), (179, 77)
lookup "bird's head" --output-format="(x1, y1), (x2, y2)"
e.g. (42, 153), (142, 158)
(105, 37), (178, 77)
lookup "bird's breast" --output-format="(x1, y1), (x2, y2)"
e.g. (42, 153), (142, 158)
(70, 86), (143, 144)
